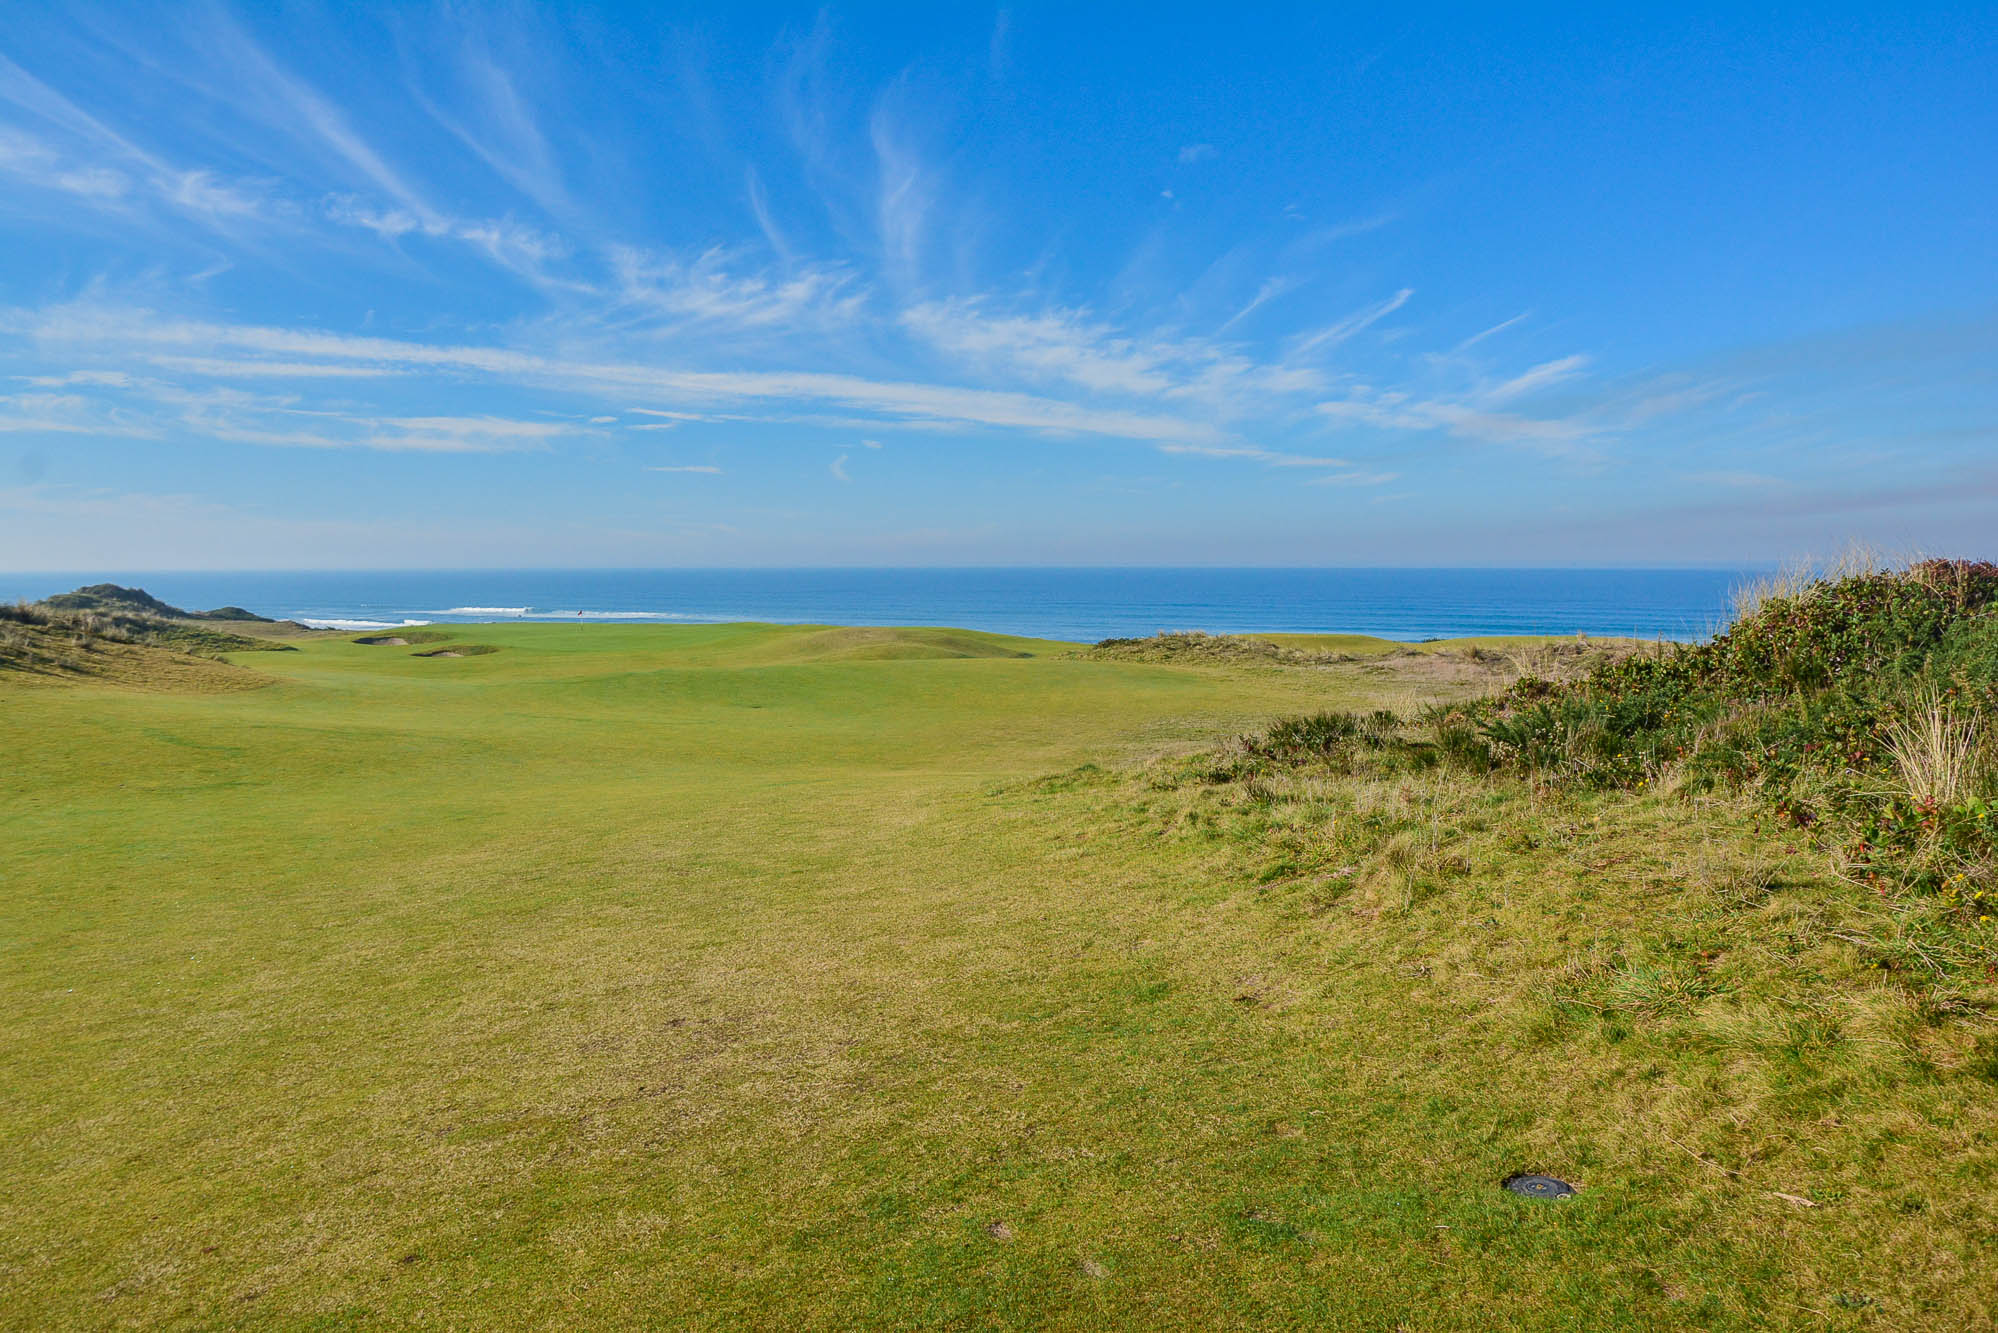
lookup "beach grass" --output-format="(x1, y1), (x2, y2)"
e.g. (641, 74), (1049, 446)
(3, 621), (1992, 1329)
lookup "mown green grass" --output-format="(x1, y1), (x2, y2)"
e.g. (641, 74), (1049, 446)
(3, 623), (1992, 1330)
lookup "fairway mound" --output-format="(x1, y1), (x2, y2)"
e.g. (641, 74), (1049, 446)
(1092, 631), (1355, 665)
(771, 626), (1038, 662)
(414, 644), (498, 658)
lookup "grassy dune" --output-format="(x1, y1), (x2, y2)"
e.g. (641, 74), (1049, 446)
(3, 620), (1993, 1329)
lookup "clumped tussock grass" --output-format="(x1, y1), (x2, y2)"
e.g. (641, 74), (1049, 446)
(1883, 687), (1982, 808)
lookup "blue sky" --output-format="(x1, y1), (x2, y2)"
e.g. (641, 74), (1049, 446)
(1, 4), (1994, 569)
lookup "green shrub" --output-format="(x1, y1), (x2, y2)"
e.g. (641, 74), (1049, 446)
(1246, 560), (1998, 922)
(1478, 560), (1998, 912)
(1264, 710), (1360, 754)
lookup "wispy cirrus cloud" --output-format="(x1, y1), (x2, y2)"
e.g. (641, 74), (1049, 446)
(3, 14), (1629, 491)
(1218, 276), (1300, 332)
(1312, 355), (1740, 459)
(0, 392), (118, 433)
(409, 24), (575, 223)
(1, 357), (582, 452)
(1, 48), (583, 290)
(1315, 387), (1596, 454)
(0, 4), (1985, 572)
(172, 410), (577, 453)
(0, 127), (131, 200)
(146, 354), (402, 378)
(202, 11), (437, 223)
(19, 302), (1240, 447)
(0, 13), (1722, 513)
(323, 196), (572, 276)
(604, 246), (866, 334)
(901, 299), (1326, 412)
(0, 102), (278, 229)
(869, 97), (940, 286)
(1156, 443), (1352, 468)
(362, 416), (580, 452)
(1481, 354), (1589, 405)
(1288, 288), (1414, 359)
(1311, 470), (1400, 487)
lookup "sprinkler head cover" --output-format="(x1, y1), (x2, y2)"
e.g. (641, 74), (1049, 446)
(1503, 1174), (1577, 1199)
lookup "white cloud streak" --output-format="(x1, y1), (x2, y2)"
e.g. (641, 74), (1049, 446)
(146, 354), (402, 378)
(902, 300), (1326, 412)
(24, 305), (1236, 446)
(1289, 288), (1413, 359)
(1156, 443), (1353, 468)
(605, 246), (865, 332)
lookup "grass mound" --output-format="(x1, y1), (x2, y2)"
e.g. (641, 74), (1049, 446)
(353, 630), (453, 646)
(768, 626), (1039, 661)
(414, 644), (499, 658)
(41, 583), (273, 622)
(1092, 631), (1354, 665)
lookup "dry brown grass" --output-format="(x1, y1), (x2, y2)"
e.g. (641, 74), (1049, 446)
(1884, 689), (1984, 807)
(0, 605), (276, 692)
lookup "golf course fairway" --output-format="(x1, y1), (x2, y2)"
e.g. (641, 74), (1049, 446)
(4, 622), (1993, 1330)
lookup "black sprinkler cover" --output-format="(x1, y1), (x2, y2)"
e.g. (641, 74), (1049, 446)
(1503, 1174), (1576, 1199)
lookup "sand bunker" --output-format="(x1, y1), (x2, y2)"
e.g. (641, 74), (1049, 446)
(354, 635), (408, 646)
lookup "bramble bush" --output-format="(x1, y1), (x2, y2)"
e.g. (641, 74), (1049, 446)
(1478, 560), (1998, 913)
(1243, 561), (1998, 922)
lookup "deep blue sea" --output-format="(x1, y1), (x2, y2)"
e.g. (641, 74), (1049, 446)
(1, 568), (1755, 642)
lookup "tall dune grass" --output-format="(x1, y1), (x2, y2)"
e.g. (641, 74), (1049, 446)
(1884, 690), (1983, 808)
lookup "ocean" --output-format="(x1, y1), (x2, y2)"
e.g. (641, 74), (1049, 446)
(1, 568), (1755, 642)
